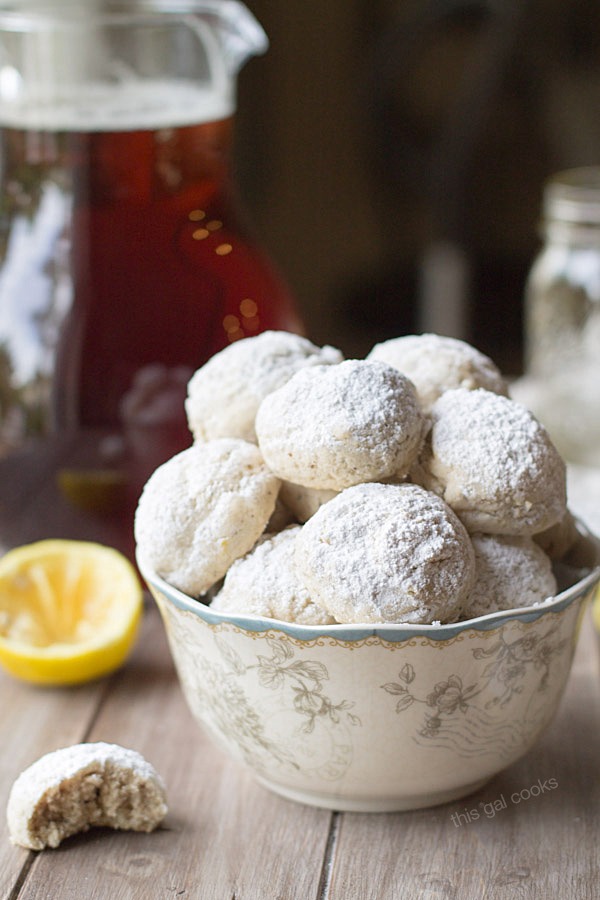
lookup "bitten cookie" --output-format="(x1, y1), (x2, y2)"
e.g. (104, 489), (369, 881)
(134, 439), (280, 595)
(294, 482), (475, 624)
(211, 526), (336, 625)
(461, 534), (557, 620)
(255, 360), (426, 491)
(7, 743), (167, 850)
(368, 332), (508, 411)
(413, 389), (566, 535)
(185, 331), (343, 443)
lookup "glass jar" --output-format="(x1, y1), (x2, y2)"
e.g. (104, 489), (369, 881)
(522, 167), (600, 467)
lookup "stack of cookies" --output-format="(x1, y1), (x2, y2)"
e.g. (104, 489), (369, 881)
(135, 331), (571, 626)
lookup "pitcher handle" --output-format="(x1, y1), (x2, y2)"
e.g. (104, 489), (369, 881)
(185, 0), (268, 73)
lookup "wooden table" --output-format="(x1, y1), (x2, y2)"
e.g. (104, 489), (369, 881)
(1, 592), (599, 900)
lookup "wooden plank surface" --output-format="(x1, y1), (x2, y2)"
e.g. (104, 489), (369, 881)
(1, 600), (599, 899)
(3, 604), (333, 900)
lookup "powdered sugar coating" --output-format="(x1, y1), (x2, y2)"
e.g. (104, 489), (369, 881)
(462, 534), (557, 620)
(294, 482), (475, 624)
(211, 526), (336, 625)
(185, 331), (343, 443)
(255, 360), (426, 491)
(414, 389), (566, 535)
(7, 742), (167, 850)
(368, 333), (508, 411)
(134, 439), (280, 595)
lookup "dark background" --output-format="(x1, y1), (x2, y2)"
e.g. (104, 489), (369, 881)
(233, 0), (600, 373)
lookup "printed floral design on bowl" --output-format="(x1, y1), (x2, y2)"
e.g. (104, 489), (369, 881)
(381, 617), (573, 759)
(254, 637), (361, 734)
(160, 606), (361, 780)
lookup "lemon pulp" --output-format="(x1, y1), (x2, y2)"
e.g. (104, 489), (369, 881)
(0, 540), (142, 685)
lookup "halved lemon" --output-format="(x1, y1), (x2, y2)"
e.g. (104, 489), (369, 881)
(0, 540), (143, 686)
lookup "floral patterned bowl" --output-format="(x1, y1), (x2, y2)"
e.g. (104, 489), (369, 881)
(138, 523), (600, 813)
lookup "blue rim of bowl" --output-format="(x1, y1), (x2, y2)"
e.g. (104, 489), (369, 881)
(136, 521), (600, 644)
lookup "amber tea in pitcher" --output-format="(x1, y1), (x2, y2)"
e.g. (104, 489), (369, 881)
(0, 2), (300, 554)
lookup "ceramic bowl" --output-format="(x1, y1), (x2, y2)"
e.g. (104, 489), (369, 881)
(138, 523), (600, 813)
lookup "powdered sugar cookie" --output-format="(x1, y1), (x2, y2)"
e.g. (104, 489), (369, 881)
(413, 389), (566, 535)
(185, 331), (343, 443)
(7, 743), (167, 850)
(461, 534), (557, 620)
(255, 360), (426, 491)
(368, 333), (508, 411)
(211, 526), (336, 625)
(134, 439), (280, 595)
(294, 482), (475, 624)
(279, 481), (338, 523)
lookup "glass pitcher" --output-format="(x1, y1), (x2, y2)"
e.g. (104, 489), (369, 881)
(0, 0), (300, 555)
